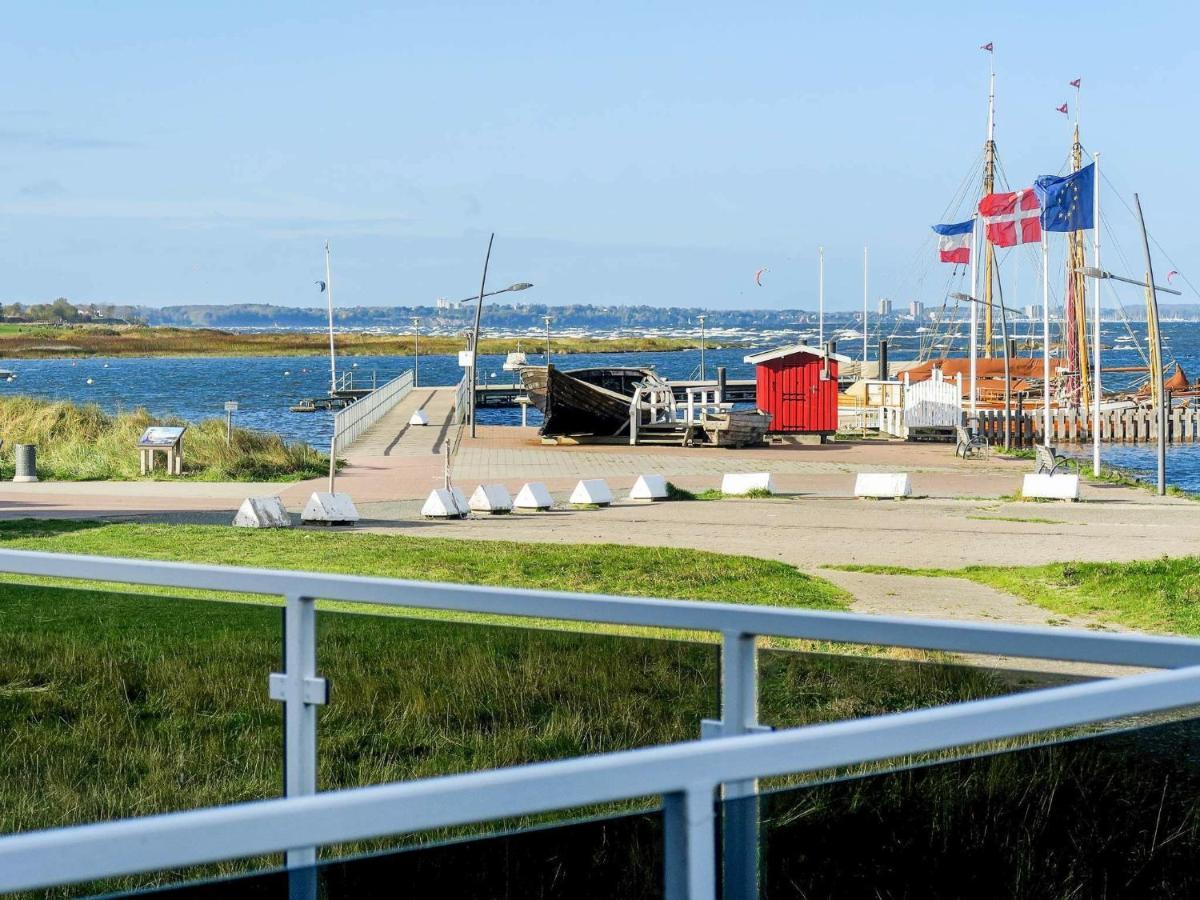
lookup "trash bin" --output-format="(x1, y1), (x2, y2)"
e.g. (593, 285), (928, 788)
(14, 443), (37, 483)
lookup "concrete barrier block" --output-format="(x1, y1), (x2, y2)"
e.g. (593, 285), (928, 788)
(514, 482), (554, 510)
(721, 473), (776, 496)
(233, 496), (292, 528)
(409, 409), (430, 426)
(301, 492), (359, 525)
(422, 487), (469, 518)
(1022, 473), (1080, 501)
(570, 479), (613, 506)
(854, 473), (912, 498)
(628, 474), (669, 501)
(469, 484), (513, 514)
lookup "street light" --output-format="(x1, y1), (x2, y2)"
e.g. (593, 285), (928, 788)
(464, 235), (535, 438)
(951, 291), (1014, 450)
(410, 316), (421, 388)
(1075, 267), (1181, 296)
(697, 314), (707, 381)
(542, 315), (553, 363)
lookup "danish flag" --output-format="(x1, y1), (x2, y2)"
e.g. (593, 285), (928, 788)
(978, 189), (1041, 247)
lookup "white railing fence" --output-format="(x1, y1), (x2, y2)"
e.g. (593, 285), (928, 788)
(1, 549), (1199, 899)
(330, 369), (414, 456)
(452, 373), (470, 426)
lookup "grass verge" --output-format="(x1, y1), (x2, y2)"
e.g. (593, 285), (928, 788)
(831, 556), (1200, 635)
(0, 396), (326, 481)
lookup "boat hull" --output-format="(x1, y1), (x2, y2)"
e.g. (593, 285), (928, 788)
(520, 365), (645, 437)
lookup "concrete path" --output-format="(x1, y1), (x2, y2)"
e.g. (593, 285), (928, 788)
(276, 387), (459, 507)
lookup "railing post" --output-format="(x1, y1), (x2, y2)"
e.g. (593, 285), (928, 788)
(663, 785), (717, 900)
(700, 632), (767, 899)
(268, 593), (328, 888)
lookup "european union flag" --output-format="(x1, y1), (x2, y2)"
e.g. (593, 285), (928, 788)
(1033, 163), (1095, 232)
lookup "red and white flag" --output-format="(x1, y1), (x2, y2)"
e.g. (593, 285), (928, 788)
(978, 188), (1041, 247)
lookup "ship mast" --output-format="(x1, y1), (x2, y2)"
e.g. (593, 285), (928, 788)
(1067, 124), (1091, 408)
(982, 70), (997, 358)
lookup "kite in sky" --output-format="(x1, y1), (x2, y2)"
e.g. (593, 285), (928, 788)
(315, 280), (327, 292)
(754, 268), (767, 287)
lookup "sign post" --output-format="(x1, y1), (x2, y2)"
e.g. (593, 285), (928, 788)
(224, 401), (238, 447)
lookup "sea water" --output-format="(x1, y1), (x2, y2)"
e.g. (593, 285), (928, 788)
(2, 320), (1198, 490)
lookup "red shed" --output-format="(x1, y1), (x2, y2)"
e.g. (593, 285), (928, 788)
(745, 343), (847, 435)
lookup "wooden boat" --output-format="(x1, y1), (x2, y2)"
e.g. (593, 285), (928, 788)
(520, 365), (649, 436)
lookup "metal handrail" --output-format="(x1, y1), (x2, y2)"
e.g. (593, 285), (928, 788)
(4, 665), (1200, 894)
(330, 369), (414, 456)
(1, 548), (1199, 897)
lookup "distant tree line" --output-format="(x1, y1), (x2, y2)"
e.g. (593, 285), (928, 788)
(0, 298), (141, 324)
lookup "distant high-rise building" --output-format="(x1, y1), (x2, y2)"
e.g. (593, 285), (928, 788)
(1024, 304), (1043, 319)
(908, 300), (924, 318)
(436, 297), (452, 310)
(877, 298), (892, 316)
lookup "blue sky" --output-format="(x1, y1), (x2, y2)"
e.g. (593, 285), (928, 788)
(1, 2), (1195, 311)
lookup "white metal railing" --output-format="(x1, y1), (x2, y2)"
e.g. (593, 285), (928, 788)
(2, 549), (1200, 898)
(330, 370), (414, 456)
(452, 372), (470, 426)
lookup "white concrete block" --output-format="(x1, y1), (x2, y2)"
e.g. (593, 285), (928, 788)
(628, 474), (669, 501)
(469, 484), (513, 514)
(233, 496), (292, 528)
(408, 409), (430, 426)
(301, 491), (360, 525)
(1022, 473), (1080, 501)
(854, 473), (912, 499)
(721, 473), (776, 496)
(421, 487), (469, 518)
(570, 479), (613, 506)
(514, 482), (554, 510)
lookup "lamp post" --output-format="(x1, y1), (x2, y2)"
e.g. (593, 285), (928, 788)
(410, 316), (420, 388)
(697, 314), (707, 381)
(460, 235), (534, 439)
(952, 291), (1013, 450)
(543, 315), (553, 362)
(1077, 260), (1181, 496)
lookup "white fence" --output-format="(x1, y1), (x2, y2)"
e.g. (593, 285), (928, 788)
(1, 549), (1199, 899)
(330, 370), (414, 456)
(902, 369), (962, 432)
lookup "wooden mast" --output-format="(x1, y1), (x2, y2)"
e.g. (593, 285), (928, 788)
(982, 71), (996, 358)
(1068, 125), (1091, 408)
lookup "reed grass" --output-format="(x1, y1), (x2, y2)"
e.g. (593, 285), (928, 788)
(0, 396), (325, 481)
(0, 325), (726, 358)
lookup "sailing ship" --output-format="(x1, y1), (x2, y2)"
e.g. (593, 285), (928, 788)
(853, 46), (1174, 427)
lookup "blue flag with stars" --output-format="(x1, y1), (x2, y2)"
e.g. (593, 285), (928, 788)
(1034, 163), (1095, 232)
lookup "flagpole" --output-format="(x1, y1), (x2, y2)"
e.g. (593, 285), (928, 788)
(1092, 152), (1102, 476)
(1041, 231), (1051, 445)
(969, 216), (979, 416)
(862, 246), (869, 363)
(818, 246), (825, 350)
(325, 241), (336, 397)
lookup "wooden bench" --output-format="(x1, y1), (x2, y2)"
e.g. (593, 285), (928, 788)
(1034, 444), (1072, 476)
(955, 424), (988, 459)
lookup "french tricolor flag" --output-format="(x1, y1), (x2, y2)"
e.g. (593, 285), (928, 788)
(931, 219), (973, 264)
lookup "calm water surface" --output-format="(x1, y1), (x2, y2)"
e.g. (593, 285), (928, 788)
(4, 321), (1200, 490)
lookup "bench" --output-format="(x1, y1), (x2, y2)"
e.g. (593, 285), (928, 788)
(955, 424), (988, 459)
(1034, 444), (1073, 476)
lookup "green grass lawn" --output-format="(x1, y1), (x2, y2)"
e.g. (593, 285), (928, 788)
(0, 520), (1160, 896)
(832, 557), (1200, 635)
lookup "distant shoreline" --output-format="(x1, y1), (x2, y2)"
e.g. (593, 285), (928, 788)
(0, 324), (747, 359)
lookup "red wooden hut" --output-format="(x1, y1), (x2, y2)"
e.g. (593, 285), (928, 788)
(745, 344), (847, 437)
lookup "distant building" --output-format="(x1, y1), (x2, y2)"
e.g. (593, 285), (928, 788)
(1024, 304), (1043, 319)
(877, 298), (892, 316)
(436, 297), (452, 310)
(908, 300), (924, 318)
